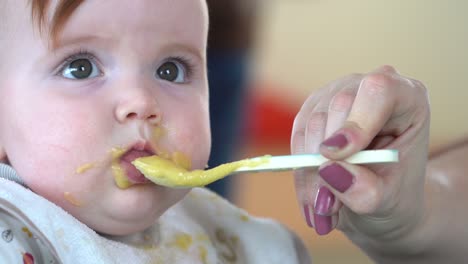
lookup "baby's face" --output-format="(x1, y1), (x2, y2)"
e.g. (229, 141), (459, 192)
(0, 0), (210, 235)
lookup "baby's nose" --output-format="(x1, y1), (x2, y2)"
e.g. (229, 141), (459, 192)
(115, 95), (162, 125)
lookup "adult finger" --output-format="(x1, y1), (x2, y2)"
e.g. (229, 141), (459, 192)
(319, 66), (427, 160)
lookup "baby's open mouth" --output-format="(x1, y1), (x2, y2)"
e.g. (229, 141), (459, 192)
(120, 149), (153, 184)
(111, 142), (156, 188)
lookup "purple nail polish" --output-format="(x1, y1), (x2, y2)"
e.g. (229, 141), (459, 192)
(314, 186), (335, 216)
(314, 213), (332, 235)
(319, 163), (354, 193)
(303, 205), (314, 228)
(321, 134), (348, 150)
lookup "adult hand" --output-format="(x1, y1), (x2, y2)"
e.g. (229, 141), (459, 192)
(291, 66), (430, 252)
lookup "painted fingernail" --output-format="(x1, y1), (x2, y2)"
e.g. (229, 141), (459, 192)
(314, 186), (335, 216)
(319, 163), (354, 193)
(303, 204), (314, 228)
(314, 213), (333, 235)
(321, 133), (348, 150)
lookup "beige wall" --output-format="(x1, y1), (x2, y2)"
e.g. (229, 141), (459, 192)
(254, 0), (468, 149)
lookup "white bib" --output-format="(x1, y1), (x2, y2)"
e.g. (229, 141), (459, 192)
(0, 165), (308, 263)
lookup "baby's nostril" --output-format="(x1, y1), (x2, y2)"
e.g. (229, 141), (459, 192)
(148, 114), (162, 124)
(126, 113), (137, 119)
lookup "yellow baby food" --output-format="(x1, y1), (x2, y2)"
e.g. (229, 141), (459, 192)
(132, 154), (270, 188)
(64, 192), (83, 207)
(111, 148), (132, 189)
(75, 163), (95, 174)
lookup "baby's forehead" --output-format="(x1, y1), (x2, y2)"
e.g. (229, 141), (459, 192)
(56, 1), (208, 50)
(0, 1), (47, 38)
(0, 1), (18, 31)
(0, 1), (33, 53)
(2, 0), (208, 49)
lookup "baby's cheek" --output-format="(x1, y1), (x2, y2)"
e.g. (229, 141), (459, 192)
(177, 128), (210, 169)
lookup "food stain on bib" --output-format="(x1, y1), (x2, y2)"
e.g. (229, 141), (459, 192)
(199, 245), (208, 264)
(172, 233), (193, 251)
(21, 227), (33, 238)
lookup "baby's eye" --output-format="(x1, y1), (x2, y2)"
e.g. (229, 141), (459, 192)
(156, 60), (188, 83)
(61, 58), (101, 80)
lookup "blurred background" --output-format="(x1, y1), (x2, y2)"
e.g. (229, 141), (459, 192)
(206, 1), (468, 263)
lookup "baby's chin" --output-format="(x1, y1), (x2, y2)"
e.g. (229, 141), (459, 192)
(78, 206), (164, 236)
(89, 215), (159, 236)
(75, 187), (191, 236)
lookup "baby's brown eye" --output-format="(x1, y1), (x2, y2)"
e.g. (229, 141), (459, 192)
(61, 58), (101, 80)
(156, 60), (186, 83)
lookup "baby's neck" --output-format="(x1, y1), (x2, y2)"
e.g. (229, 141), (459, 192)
(0, 163), (27, 187)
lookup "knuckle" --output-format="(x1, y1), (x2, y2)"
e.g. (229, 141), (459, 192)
(330, 91), (356, 112)
(362, 73), (394, 96)
(413, 80), (431, 117)
(378, 64), (398, 74)
(290, 130), (305, 154)
(345, 73), (364, 81)
(306, 112), (327, 136)
(412, 79), (428, 95)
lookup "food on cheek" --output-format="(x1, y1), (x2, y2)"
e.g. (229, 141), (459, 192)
(132, 154), (270, 188)
(150, 126), (171, 159)
(152, 126), (165, 142)
(75, 163), (95, 174)
(171, 151), (192, 170)
(64, 192), (83, 207)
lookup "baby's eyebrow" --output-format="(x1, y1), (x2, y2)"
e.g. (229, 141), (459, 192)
(160, 43), (205, 62)
(51, 33), (205, 63)
(52, 34), (113, 50)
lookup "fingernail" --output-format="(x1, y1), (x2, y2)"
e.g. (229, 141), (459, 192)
(303, 204), (314, 228)
(319, 163), (354, 193)
(314, 213), (333, 235)
(321, 133), (348, 150)
(314, 186), (335, 216)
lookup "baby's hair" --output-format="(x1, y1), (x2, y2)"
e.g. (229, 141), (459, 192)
(31, 0), (84, 44)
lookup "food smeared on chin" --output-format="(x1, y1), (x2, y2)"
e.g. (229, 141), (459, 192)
(132, 154), (270, 188)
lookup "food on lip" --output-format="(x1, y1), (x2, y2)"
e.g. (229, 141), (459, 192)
(75, 163), (95, 174)
(64, 192), (83, 207)
(111, 147), (132, 189)
(132, 154), (270, 188)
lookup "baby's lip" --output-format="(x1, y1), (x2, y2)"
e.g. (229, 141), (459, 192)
(129, 141), (154, 153)
(120, 142), (155, 184)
